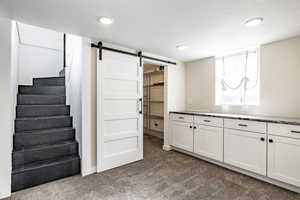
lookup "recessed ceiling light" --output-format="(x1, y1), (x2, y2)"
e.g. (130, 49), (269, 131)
(98, 16), (114, 25)
(176, 44), (187, 50)
(244, 17), (263, 27)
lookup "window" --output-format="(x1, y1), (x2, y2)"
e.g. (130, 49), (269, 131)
(215, 48), (260, 105)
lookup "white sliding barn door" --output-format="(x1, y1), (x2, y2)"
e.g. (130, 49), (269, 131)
(97, 50), (143, 172)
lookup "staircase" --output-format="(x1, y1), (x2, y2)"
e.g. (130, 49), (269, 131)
(12, 76), (80, 192)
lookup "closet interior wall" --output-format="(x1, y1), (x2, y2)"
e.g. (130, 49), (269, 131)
(143, 63), (164, 139)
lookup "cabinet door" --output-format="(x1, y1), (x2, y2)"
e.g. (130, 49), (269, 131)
(172, 121), (193, 152)
(224, 129), (266, 175)
(194, 125), (223, 161)
(268, 136), (300, 187)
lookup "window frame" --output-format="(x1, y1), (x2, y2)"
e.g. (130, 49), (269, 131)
(214, 47), (261, 106)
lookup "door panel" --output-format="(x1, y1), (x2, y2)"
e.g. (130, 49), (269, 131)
(97, 50), (143, 172)
(104, 79), (138, 98)
(194, 125), (223, 161)
(104, 99), (137, 117)
(268, 136), (300, 187)
(224, 129), (266, 175)
(172, 121), (193, 152)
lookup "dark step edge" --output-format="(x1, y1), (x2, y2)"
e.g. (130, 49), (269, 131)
(33, 77), (65, 80)
(18, 94), (67, 97)
(13, 140), (77, 153)
(18, 85), (66, 88)
(17, 105), (70, 108)
(15, 115), (72, 121)
(17, 95), (67, 105)
(12, 155), (80, 175)
(14, 127), (75, 135)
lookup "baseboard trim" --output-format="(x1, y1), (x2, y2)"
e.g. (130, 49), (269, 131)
(163, 145), (172, 151)
(0, 192), (11, 199)
(81, 165), (97, 177)
(171, 146), (300, 194)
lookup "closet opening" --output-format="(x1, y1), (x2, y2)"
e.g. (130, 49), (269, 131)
(143, 62), (165, 141)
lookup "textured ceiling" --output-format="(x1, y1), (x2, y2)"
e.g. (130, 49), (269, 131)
(1, 0), (300, 61)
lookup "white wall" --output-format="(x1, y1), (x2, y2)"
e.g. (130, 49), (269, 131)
(0, 18), (13, 199)
(65, 34), (83, 151)
(185, 36), (300, 118)
(65, 34), (95, 176)
(164, 61), (186, 149)
(11, 21), (19, 132)
(81, 38), (95, 176)
(17, 23), (63, 85)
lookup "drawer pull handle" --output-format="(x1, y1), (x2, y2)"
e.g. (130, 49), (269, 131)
(269, 139), (274, 143)
(238, 124), (248, 127)
(260, 137), (265, 142)
(291, 130), (300, 134)
(204, 120), (211, 122)
(179, 117), (184, 120)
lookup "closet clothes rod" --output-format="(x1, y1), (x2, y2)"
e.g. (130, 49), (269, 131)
(91, 42), (177, 65)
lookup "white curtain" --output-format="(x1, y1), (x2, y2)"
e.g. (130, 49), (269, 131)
(215, 49), (259, 105)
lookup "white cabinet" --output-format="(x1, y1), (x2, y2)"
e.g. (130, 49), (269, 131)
(170, 113), (300, 190)
(171, 121), (194, 152)
(224, 129), (267, 175)
(194, 124), (223, 161)
(268, 135), (300, 187)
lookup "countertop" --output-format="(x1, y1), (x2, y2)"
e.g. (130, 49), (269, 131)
(169, 111), (300, 126)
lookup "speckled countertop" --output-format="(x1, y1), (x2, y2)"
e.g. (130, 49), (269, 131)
(169, 111), (300, 126)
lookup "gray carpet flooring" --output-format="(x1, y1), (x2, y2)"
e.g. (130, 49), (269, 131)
(10, 135), (300, 200)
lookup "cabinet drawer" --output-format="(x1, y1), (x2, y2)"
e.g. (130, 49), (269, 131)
(150, 119), (164, 132)
(224, 119), (266, 134)
(268, 123), (300, 139)
(194, 116), (223, 127)
(171, 114), (193, 123)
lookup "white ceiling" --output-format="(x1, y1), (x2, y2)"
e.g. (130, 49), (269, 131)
(1, 0), (300, 61)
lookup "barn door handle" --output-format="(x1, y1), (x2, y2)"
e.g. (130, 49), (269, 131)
(139, 98), (143, 114)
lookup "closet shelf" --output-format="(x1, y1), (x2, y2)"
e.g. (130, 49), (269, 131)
(143, 70), (164, 75)
(149, 115), (164, 119)
(143, 82), (164, 87)
(149, 100), (164, 103)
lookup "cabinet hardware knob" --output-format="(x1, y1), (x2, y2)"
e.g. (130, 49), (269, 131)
(189, 126), (193, 129)
(238, 124), (248, 127)
(269, 139), (274, 143)
(154, 123), (158, 126)
(260, 137), (265, 142)
(193, 126), (197, 129)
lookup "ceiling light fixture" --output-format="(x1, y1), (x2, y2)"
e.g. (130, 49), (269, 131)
(98, 16), (114, 25)
(176, 44), (187, 50)
(244, 17), (263, 27)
